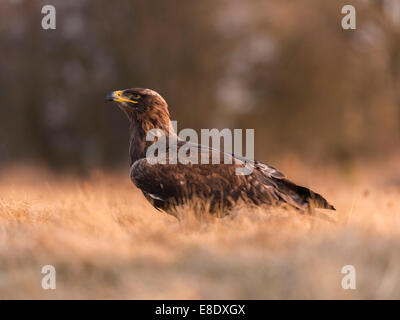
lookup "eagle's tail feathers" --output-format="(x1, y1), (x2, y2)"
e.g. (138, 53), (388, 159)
(276, 178), (335, 211)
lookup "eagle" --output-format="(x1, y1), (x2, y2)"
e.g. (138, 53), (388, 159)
(106, 88), (335, 217)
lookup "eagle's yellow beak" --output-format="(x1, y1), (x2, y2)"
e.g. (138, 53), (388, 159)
(106, 90), (138, 104)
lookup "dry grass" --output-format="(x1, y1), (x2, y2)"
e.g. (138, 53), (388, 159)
(0, 160), (400, 299)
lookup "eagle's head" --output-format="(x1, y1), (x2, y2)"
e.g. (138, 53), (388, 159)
(106, 88), (172, 134)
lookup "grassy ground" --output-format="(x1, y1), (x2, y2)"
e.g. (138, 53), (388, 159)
(0, 159), (399, 299)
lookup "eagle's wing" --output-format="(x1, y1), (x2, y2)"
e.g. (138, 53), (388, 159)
(231, 147), (335, 210)
(130, 141), (335, 212)
(253, 161), (335, 210)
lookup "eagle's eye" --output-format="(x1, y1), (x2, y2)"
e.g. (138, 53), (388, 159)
(132, 94), (141, 100)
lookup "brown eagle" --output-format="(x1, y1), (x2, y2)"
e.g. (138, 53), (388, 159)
(106, 88), (335, 217)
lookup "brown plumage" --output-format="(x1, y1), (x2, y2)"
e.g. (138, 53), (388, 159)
(107, 88), (335, 217)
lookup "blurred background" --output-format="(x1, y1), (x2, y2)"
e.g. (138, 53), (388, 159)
(0, 0), (399, 171)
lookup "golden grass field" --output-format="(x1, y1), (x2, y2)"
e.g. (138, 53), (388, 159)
(0, 157), (400, 299)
